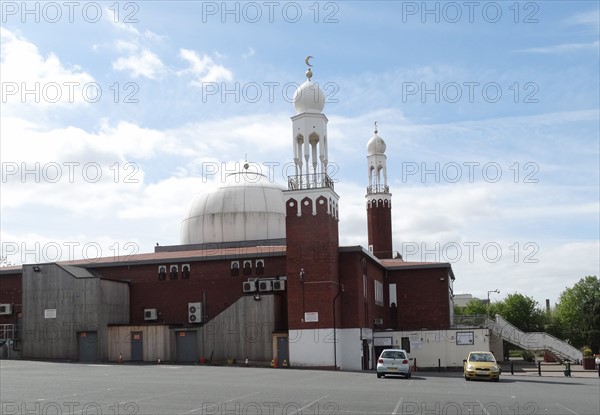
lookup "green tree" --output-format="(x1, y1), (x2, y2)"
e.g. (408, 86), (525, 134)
(495, 293), (545, 332)
(554, 276), (600, 352)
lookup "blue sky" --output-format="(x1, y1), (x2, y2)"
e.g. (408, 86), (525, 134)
(1, 1), (599, 305)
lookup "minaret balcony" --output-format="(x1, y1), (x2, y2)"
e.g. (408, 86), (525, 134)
(288, 173), (334, 191)
(367, 185), (390, 194)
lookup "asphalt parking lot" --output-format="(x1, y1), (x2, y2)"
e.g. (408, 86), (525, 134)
(1, 360), (599, 415)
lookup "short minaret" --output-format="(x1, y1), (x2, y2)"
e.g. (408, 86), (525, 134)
(366, 123), (393, 259)
(285, 59), (341, 368)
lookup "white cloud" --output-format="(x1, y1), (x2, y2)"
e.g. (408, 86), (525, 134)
(564, 9), (600, 27)
(112, 49), (165, 79)
(242, 47), (256, 59)
(0, 28), (95, 112)
(178, 49), (233, 84)
(519, 41), (600, 54)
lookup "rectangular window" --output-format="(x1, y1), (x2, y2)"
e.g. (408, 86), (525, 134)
(389, 283), (397, 306)
(374, 280), (383, 306)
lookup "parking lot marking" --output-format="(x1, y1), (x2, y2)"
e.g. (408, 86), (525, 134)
(289, 394), (329, 415)
(179, 391), (260, 415)
(477, 400), (491, 415)
(556, 403), (579, 414)
(392, 397), (403, 415)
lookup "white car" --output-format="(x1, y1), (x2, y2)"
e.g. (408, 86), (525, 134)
(376, 349), (412, 378)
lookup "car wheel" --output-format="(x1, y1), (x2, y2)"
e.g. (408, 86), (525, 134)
(493, 377), (499, 382)
(465, 376), (470, 381)
(377, 373), (382, 378)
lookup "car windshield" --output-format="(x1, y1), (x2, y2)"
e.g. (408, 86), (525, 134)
(381, 351), (406, 359)
(469, 353), (495, 362)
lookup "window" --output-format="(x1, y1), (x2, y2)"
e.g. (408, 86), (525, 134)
(182, 264), (190, 279)
(363, 275), (367, 299)
(169, 265), (178, 280)
(374, 280), (383, 306)
(231, 261), (240, 276)
(389, 283), (397, 306)
(158, 266), (166, 281)
(255, 259), (264, 275)
(243, 260), (252, 276)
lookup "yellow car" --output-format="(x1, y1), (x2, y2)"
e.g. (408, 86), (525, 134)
(463, 351), (500, 382)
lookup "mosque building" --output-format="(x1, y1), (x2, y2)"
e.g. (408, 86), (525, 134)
(1, 61), (502, 369)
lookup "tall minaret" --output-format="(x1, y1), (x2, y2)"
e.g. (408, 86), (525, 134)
(285, 58), (341, 367)
(366, 123), (393, 259)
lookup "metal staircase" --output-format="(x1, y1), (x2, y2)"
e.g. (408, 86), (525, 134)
(486, 315), (582, 362)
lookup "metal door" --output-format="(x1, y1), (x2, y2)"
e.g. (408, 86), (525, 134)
(176, 330), (198, 363)
(277, 337), (289, 366)
(131, 331), (143, 361)
(78, 331), (98, 362)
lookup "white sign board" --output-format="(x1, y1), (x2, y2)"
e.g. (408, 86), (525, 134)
(44, 309), (56, 319)
(304, 312), (318, 322)
(374, 337), (392, 346)
(361, 328), (373, 340)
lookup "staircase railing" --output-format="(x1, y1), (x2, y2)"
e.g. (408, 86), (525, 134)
(453, 315), (582, 362)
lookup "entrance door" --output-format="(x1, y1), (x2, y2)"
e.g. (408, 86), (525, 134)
(277, 337), (289, 366)
(78, 331), (98, 362)
(131, 331), (143, 361)
(362, 339), (370, 370)
(176, 330), (198, 363)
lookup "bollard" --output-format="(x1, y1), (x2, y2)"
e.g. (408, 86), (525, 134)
(538, 361), (541, 376)
(510, 361), (514, 375)
(438, 358), (441, 372)
(564, 362), (571, 377)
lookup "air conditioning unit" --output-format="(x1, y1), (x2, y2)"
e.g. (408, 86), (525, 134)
(188, 302), (202, 324)
(374, 318), (383, 325)
(243, 281), (256, 293)
(272, 280), (286, 291)
(0, 304), (12, 315)
(144, 308), (157, 321)
(258, 280), (272, 292)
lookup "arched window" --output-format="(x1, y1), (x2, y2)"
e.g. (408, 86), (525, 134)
(231, 261), (240, 276)
(158, 266), (166, 281)
(243, 260), (252, 276)
(255, 259), (265, 275)
(182, 264), (190, 279)
(170, 265), (178, 280)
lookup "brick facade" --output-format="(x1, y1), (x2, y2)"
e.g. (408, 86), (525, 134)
(366, 198), (393, 259)
(285, 193), (340, 330)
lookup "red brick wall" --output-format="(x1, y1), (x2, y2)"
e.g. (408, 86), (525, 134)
(0, 272), (22, 324)
(387, 267), (451, 330)
(338, 251), (386, 329)
(285, 194), (340, 330)
(88, 255), (287, 326)
(367, 199), (392, 259)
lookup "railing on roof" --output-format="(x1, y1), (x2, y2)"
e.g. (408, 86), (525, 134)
(366, 184), (389, 194)
(288, 173), (334, 191)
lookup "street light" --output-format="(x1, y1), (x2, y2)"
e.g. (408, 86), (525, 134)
(487, 289), (500, 316)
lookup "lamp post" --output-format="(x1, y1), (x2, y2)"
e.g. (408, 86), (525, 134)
(487, 289), (500, 317)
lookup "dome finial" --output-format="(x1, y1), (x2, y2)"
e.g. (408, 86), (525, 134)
(304, 55), (314, 80)
(374, 121), (378, 134)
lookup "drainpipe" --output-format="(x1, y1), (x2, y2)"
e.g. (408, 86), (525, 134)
(333, 284), (343, 370)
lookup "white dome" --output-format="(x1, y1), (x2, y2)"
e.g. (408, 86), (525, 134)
(367, 132), (386, 155)
(181, 171), (286, 245)
(293, 80), (325, 114)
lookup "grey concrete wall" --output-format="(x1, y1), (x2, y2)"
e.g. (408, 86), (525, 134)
(22, 264), (129, 361)
(199, 295), (275, 361)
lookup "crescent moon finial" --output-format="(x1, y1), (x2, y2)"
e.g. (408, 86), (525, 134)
(305, 56), (313, 67)
(374, 121), (378, 134)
